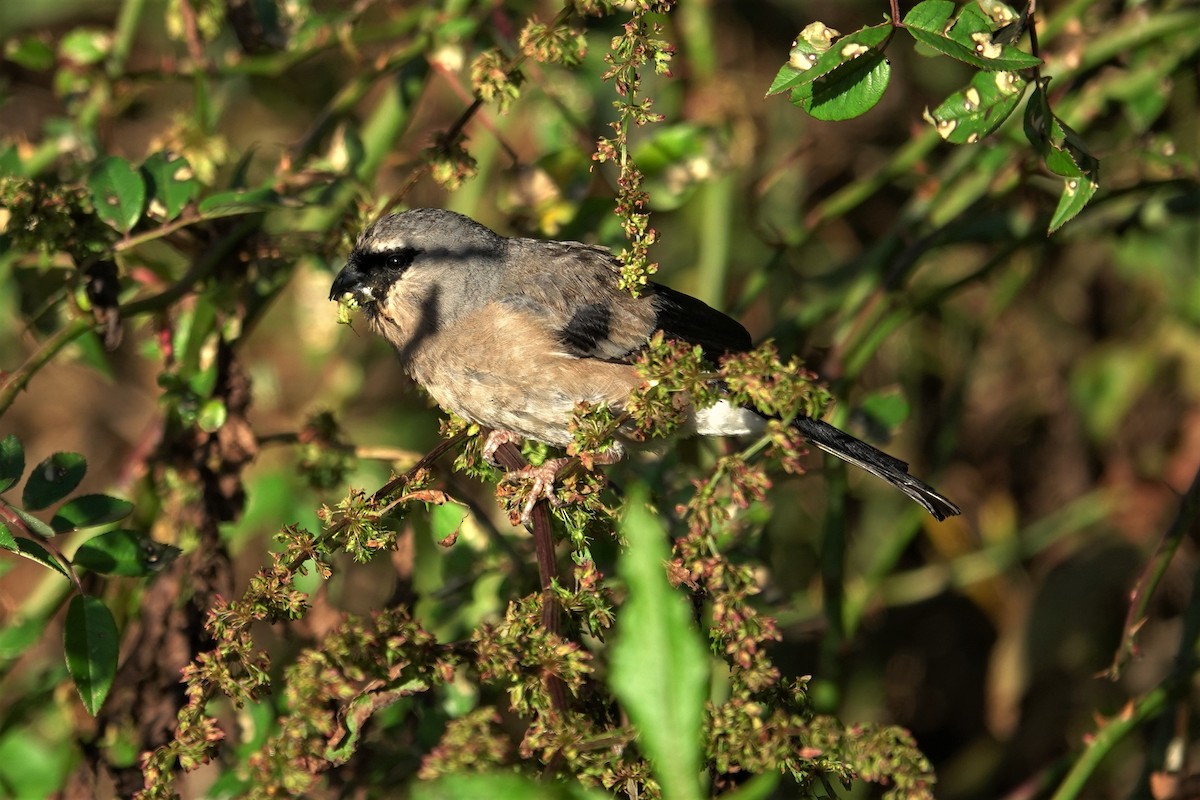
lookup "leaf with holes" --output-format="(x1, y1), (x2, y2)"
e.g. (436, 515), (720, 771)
(87, 156), (146, 232)
(142, 152), (200, 221)
(0, 434), (24, 493)
(50, 494), (134, 534)
(65, 595), (119, 715)
(23, 452), (86, 510)
(903, 0), (1040, 71)
(791, 44), (891, 121)
(768, 22), (891, 99)
(1024, 82), (1100, 232)
(924, 69), (1027, 144)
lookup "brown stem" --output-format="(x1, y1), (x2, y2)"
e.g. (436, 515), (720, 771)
(488, 440), (568, 716)
(1105, 464), (1200, 679)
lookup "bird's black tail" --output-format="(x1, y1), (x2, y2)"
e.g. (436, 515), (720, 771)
(793, 416), (961, 521)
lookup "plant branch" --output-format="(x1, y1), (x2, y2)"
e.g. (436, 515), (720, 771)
(1105, 465), (1200, 680)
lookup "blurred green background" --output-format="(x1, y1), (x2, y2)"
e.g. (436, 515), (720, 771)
(1, 0), (1199, 798)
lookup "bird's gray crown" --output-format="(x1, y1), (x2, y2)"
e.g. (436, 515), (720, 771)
(355, 208), (504, 256)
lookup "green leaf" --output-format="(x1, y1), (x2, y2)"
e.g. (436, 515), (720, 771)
(0, 145), (23, 178)
(7, 537), (69, 577)
(58, 27), (112, 66)
(197, 398), (227, 433)
(4, 37), (55, 71)
(23, 452), (86, 510)
(197, 188), (281, 216)
(1024, 82), (1100, 232)
(903, 0), (1040, 71)
(0, 615), (48, 660)
(87, 156), (146, 233)
(64, 595), (119, 715)
(1047, 174), (1099, 233)
(792, 46), (891, 121)
(610, 485), (707, 800)
(141, 152), (201, 221)
(11, 507), (58, 539)
(430, 502), (469, 545)
(50, 494), (134, 534)
(412, 773), (608, 800)
(0, 522), (17, 552)
(719, 773), (782, 800)
(0, 434), (25, 493)
(768, 23), (891, 97)
(923, 69), (1027, 143)
(860, 389), (912, 431)
(73, 530), (181, 577)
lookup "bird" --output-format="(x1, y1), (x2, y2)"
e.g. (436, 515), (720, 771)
(329, 208), (960, 521)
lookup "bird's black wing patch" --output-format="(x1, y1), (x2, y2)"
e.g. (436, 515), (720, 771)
(557, 302), (614, 357)
(650, 284), (752, 360)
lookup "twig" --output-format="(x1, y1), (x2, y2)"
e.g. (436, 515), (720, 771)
(487, 441), (568, 716)
(1106, 465), (1200, 679)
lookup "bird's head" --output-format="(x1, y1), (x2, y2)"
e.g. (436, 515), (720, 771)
(329, 208), (504, 314)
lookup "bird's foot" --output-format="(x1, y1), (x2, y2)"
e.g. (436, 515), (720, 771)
(482, 429), (523, 466)
(506, 457), (571, 527)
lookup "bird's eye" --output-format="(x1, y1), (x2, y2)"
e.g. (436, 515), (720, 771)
(385, 249), (416, 271)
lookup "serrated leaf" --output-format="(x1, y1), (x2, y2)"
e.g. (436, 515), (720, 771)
(87, 156), (146, 233)
(0, 434), (24, 493)
(1048, 175), (1099, 233)
(50, 494), (134, 534)
(73, 529), (181, 577)
(141, 152), (201, 221)
(64, 595), (119, 715)
(924, 69), (1027, 143)
(197, 188), (281, 216)
(23, 452), (86, 510)
(0, 523), (16, 551)
(11, 507), (57, 539)
(767, 21), (841, 95)
(610, 485), (707, 800)
(8, 537), (69, 577)
(792, 47), (891, 121)
(1024, 82), (1100, 231)
(769, 23), (892, 97)
(903, 0), (1040, 71)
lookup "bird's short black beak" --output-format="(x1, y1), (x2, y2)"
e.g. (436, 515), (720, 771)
(329, 263), (365, 303)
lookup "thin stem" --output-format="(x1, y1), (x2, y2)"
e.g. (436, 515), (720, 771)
(1048, 685), (1170, 800)
(1106, 466), (1200, 679)
(0, 318), (92, 418)
(488, 440), (568, 716)
(108, 0), (148, 77)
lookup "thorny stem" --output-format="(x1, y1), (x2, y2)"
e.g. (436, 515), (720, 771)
(1106, 465), (1200, 679)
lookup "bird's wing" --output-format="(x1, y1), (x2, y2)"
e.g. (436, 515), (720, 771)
(501, 237), (751, 363)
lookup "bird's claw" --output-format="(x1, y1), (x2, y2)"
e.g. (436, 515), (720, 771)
(482, 429), (523, 466)
(512, 457), (571, 527)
